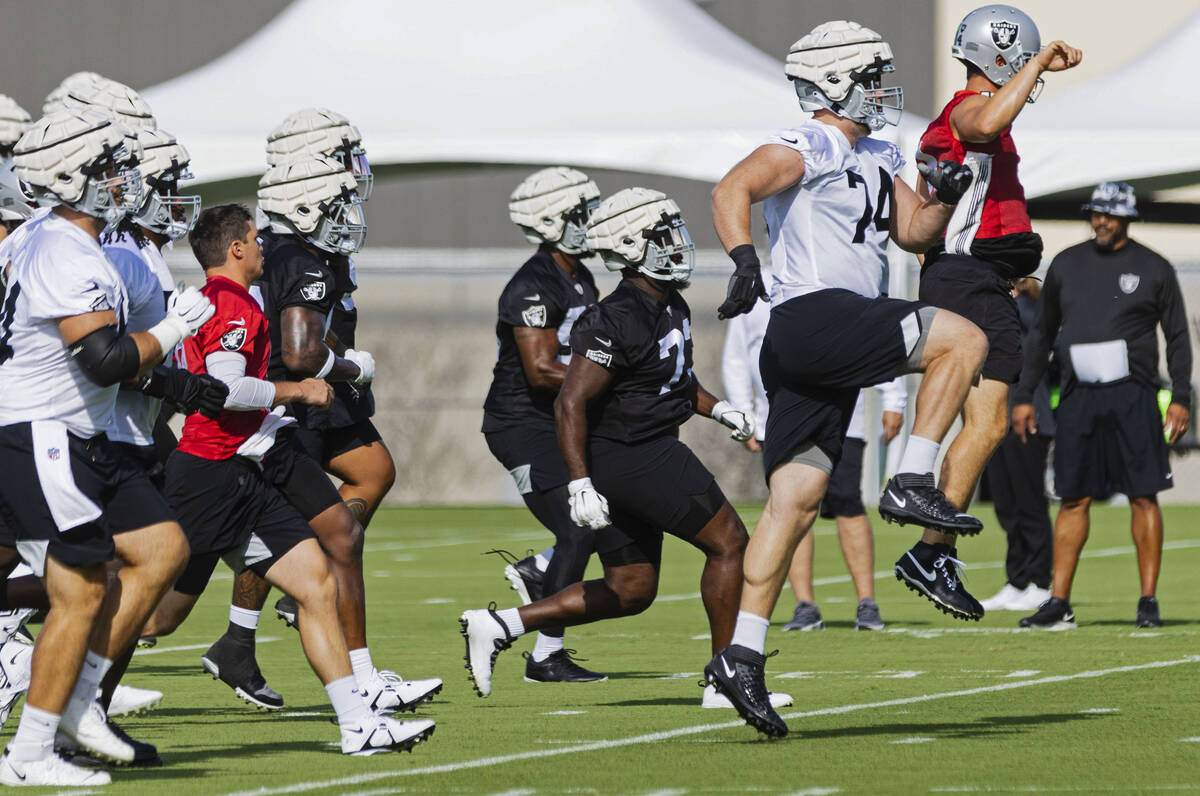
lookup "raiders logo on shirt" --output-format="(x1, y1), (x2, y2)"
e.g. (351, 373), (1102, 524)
(522, 304), (547, 327)
(220, 328), (247, 351)
(300, 281), (326, 302)
(1119, 273), (1140, 294)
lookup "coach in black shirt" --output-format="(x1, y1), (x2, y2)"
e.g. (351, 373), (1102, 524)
(1013, 182), (1191, 629)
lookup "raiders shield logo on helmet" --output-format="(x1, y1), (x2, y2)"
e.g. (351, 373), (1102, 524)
(1119, 273), (1140, 294)
(991, 20), (1018, 49)
(300, 281), (326, 302)
(221, 327), (247, 351)
(522, 304), (547, 327)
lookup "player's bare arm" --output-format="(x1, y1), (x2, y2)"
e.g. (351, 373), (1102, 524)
(693, 377), (756, 442)
(272, 378), (334, 410)
(514, 326), (568, 390)
(952, 41), (1082, 143)
(889, 175), (960, 253)
(554, 352), (613, 481)
(711, 144), (806, 251)
(281, 305), (362, 382)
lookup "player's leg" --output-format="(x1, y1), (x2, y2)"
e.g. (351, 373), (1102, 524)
(1129, 495), (1163, 598)
(323, 433), (395, 528)
(820, 438), (880, 628)
(782, 532), (820, 630)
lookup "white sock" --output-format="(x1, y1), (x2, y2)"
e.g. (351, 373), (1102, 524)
(897, 435), (940, 476)
(531, 633), (564, 662)
(229, 606), (260, 631)
(325, 675), (374, 729)
(62, 651), (112, 729)
(348, 647), (374, 689)
(8, 704), (58, 761)
(535, 548), (554, 572)
(495, 607), (525, 637)
(730, 611), (770, 655)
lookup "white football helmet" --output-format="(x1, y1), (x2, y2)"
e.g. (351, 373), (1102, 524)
(13, 110), (143, 227)
(586, 188), (694, 284)
(786, 21), (903, 131)
(41, 72), (104, 116)
(133, 128), (200, 240)
(50, 74), (156, 132)
(266, 108), (373, 201)
(0, 96), (31, 157)
(952, 5), (1043, 101)
(0, 158), (34, 222)
(509, 167), (600, 255)
(258, 155), (365, 254)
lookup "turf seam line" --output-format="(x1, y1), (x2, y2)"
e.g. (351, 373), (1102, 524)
(217, 654), (1200, 796)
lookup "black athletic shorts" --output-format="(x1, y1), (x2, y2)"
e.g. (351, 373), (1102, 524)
(760, 288), (930, 480)
(261, 428), (343, 521)
(919, 253), (1021, 384)
(293, 419), (384, 466)
(0, 501), (15, 549)
(588, 434), (726, 569)
(113, 442), (166, 491)
(1053, 381), (1172, 501)
(820, 437), (866, 519)
(485, 425), (569, 495)
(0, 423), (173, 576)
(164, 450), (316, 595)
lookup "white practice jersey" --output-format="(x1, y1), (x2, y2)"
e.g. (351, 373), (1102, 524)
(762, 120), (903, 305)
(104, 234), (168, 446)
(0, 210), (130, 437)
(107, 231), (174, 293)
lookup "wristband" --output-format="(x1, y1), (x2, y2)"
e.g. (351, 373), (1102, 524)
(728, 244), (760, 269)
(145, 314), (188, 359)
(314, 347), (336, 379)
(711, 399), (734, 420)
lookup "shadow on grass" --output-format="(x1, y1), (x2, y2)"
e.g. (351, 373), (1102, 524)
(737, 711), (1112, 745)
(597, 696), (701, 707)
(1086, 619), (1200, 627)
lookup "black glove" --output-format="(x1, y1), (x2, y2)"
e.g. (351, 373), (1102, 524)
(915, 153), (973, 205)
(717, 244), (768, 320)
(139, 366), (229, 419)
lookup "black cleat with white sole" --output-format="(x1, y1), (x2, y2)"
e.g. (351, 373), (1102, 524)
(1019, 597), (1077, 629)
(485, 549), (544, 605)
(201, 634), (285, 710)
(879, 473), (983, 535)
(704, 645), (787, 738)
(1136, 596), (1163, 628)
(523, 650), (607, 683)
(275, 595), (298, 629)
(894, 543), (983, 621)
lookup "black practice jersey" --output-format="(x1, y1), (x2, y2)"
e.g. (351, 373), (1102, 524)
(482, 247), (599, 432)
(1016, 239), (1192, 405)
(569, 279), (695, 443)
(308, 257), (374, 430)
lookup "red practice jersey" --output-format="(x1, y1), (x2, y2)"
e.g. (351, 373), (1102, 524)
(176, 275), (271, 460)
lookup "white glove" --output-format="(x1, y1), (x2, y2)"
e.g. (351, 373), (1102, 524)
(147, 283), (215, 355)
(345, 348), (375, 385)
(712, 399), (754, 442)
(567, 477), (610, 530)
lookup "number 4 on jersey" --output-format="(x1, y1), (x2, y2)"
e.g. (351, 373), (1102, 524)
(847, 167), (894, 244)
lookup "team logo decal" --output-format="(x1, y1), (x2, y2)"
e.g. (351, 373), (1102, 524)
(47, 447), (60, 461)
(300, 281), (326, 302)
(522, 304), (547, 327)
(220, 327), (247, 351)
(1119, 273), (1140, 294)
(991, 21), (1018, 49)
(585, 348), (612, 367)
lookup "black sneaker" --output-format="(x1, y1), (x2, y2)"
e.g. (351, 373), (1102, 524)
(1018, 597), (1077, 629)
(275, 595), (298, 629)
(523, 650), (607, 683)
(894, 544), (983, 621)
(200, 634), (285, 710)
(879, 473), (984, 535)
(486, 549), (545, 605)
(1136, 596), (1163, 628)
(703, 645), (787, 738)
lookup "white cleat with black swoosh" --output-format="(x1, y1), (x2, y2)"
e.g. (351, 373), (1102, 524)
(340, 715), (435, 756)
(0, 749), (110, 786)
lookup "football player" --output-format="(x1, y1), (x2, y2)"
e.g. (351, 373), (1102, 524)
(460, 188), (790, 711)
(0, 95), (32, 241)
(705, 21), (985, 737)
(0, 109), (210, 784)
(481, 166), (607, 683)
(138, 203), (435, 757)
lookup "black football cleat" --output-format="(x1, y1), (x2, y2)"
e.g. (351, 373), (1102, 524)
(275, 595), (299, 629)
(523, 650), (607, 683)
(704, 645), (787, 738)
(486, 549), (545, 605)
(1019, 597), (1077, 629)
(1136, 596), (1163, 628)
(894, 544), (983, 621)
(201, 634), (285, 710)
(879, 473), (984, 535)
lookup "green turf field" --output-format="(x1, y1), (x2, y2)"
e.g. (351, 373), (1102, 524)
(31, 502), (1200, 794)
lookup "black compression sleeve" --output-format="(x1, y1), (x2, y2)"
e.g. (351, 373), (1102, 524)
(69, 325), (141, 387)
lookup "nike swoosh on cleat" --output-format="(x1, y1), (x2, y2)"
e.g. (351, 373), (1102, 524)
(905, 553), (939, 582)
(886, 490), (907, 508)
(722, 659), (736, 678)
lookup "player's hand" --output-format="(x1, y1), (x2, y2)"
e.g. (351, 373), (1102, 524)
(169, 371), (228, 419)
(299, 378), (334, 410)
(1034, 41), (1082, 73)
(345, 348), (375, 385)
(567, 477), (610, 530)
(717, 245), (767, 320)
(743, 437), (762, 453)
(712, 400), (754, 442)
(882, 410), (903, 444)
(1011, 403), (1037, 443)
(915, 153), (973, 205)
(166, 282), (216, 337)
(1164, 402), (1190, 445)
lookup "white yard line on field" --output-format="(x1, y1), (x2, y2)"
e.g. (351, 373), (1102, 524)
(218, 655), (1200, 796)
(133, 637), (280, 656)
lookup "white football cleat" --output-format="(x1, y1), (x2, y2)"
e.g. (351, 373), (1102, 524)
(980, 582), (1026, 611)
(0, 635), (33, 729)
(56, 700), (134, 764)
(1011, 584), (1053, 611)
(458, 606), (514, 698)
(0, 749), (111, 786)
(0, 609), (33, 645)
(360, 669), (442, 712)
(701, 683), (793, 709)
(107, 684), (163, 718)
(340, 715), (435, 756)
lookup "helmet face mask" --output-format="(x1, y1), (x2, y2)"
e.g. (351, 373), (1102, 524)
(311, 187), (366, 254)
(638, 211), (695, 284)
(787, 21), (903, 131)
(952, 5), (1043, 102)
(139, 165), (200, 240)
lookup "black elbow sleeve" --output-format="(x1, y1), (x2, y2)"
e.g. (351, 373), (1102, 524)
(69, 325), (141, 387)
